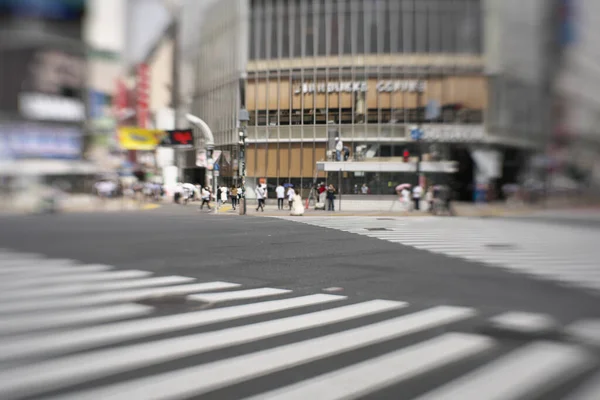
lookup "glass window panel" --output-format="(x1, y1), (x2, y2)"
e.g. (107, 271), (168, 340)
(367, 0), (377, 53)
(342, 0), (352, 54)
(249, 3), (257, 59)
(402, 0), (414, 53)
(415, 0), (426, 53)
(259, 1), (267, 59)
(270, 1), (278, 58)
(305, 1), (314, 56)
(440, 0), (455, 52)
(427, 0), (440, 53)
(318, 0), (327, 55)
(391, 0), (401, 53)
(330, 0), (339, 55)
(382, 0), (391, 53)
(282, 1), (290, 57)
(354, 0), (364, 54)
(293, 0), (302, 57)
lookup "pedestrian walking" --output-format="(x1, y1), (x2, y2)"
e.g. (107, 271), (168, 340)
(256, 184), (266, 212)
(326, 184), (336, 211)
(220, 186), (228, 206)
(286, 186), (296, 210)
(412, 184), (423, 211)
(275, 183), (285, 210)
(200, 187), (212, 210)
(230, 186), (238, 210)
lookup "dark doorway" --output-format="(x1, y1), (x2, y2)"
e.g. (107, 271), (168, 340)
(451, 146), (475, 202)
(182, 168), (206, 186)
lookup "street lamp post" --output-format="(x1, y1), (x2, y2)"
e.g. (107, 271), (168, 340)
(238, 108), (250, 215)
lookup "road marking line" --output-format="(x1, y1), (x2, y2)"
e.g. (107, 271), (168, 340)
(50, 306), (476, 400)
(0, 304), (154, 336)
(414, 342), (596, 400)
(566, 372), (600, 400)
(0, 276), (196, 300)
(141, 204), (160, 210)
(488, 312), (559, 335)
(247, 333), (496, 400)
(0, 294), (346, 362)
(0, 281), (240, 314)
(0, 300), (405, 398)
(188, 287), (291, 303)
(0, 269), (152, 290)
(0, 259), (82, 274)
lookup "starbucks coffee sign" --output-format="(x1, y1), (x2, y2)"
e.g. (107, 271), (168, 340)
(294, 80), (426, 95)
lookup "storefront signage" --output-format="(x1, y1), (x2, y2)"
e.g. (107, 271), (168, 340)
(407, 125), (486, 142)
(294, 80), (425, 95)
(117, 127), (166, 151)
(164, 129), (194, 148)
(0, 123), (82, 160)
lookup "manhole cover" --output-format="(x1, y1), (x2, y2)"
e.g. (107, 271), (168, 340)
(484, 243), (517, 250)
(366, 228), (391, 231)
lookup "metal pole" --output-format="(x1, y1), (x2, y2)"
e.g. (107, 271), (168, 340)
(416, 78), (423, 186)
(338, 169), (342, 211)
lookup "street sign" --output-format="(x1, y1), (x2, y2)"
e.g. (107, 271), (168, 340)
(410, 127), (423, 141)
(214, 163), (220, 171)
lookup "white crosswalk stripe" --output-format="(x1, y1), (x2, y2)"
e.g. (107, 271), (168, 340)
(277, 216), (600, 294)
(0, 249), (597, 400)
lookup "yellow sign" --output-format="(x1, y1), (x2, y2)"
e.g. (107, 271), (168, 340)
(117, 127), (166, 150)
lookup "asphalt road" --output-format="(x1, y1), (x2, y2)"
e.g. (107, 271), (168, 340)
(0, 205), (598, 399)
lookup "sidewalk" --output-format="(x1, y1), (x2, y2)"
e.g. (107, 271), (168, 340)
(0, 194), (143, 215)
(236, 195), (600, 218)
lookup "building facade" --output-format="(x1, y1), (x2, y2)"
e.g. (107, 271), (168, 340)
(192, 0), (504, 199)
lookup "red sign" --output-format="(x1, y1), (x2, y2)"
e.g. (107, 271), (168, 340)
(166, 129), (194, 148)
(136, 64), (150, 128)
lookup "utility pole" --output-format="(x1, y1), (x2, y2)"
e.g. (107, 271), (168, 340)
(239, 76), (250, 215)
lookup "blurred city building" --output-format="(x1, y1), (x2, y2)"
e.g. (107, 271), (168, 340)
(0, 0), (93, 201)
(189, 0), (502, 200)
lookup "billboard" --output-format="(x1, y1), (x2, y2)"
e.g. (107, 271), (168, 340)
(117, 127), (166, 150)
(0, 123), (82, 160)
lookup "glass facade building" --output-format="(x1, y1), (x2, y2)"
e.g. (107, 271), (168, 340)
(192, 0), (488, 197)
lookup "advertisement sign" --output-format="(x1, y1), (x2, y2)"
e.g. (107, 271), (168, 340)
(117, 127), (166, 150)
(164, 129), (194, 148)
(0, 123), (82, 160)
(136, 64), (150, 128)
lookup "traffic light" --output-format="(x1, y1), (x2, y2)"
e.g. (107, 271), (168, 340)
(403, 149), (410, 162)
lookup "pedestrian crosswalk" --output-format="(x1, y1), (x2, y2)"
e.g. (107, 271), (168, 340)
(277, 216), (600, 295)
(0, 249), (598, 400)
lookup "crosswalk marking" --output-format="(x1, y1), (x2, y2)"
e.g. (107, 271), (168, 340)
(0, 293), (345, 362)
(567, 373), (600, 400)
(278, 216), (600, 293)
(565, 319), (600, 347)
(0, 275), (196, 300)
(0, 304), (154, 336)
(0, 250), (597, 400)
(245, 333), (496, 400)
(0, 281), (240, 314)
(188, 287), (292, 303)
(414, 342), (596, 400)
(488, 312), (559, 335)
(0, 269), (150, 289)
(51, 306), (476, 400)
(0, 260), (91, 275)
(0, 300), (405, 399)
